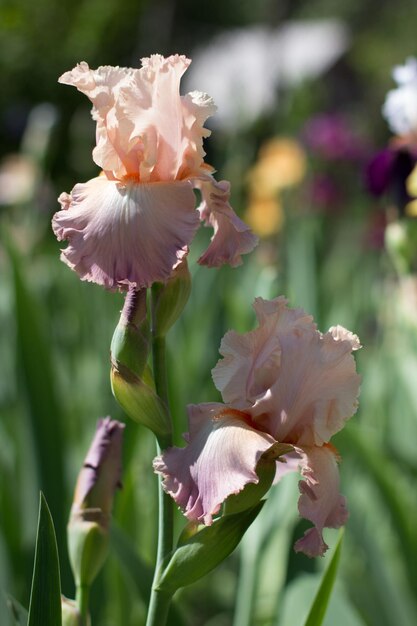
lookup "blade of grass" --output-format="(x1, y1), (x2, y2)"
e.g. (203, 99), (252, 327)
(7, 240), (70, 591)
(28, 493), (62, 626)
(303, 529), (344, 626)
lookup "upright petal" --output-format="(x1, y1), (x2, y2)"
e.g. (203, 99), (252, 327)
(212, 297), (313, 405)
(59, 62), (139, 178)
(154, 404), (277, 524)
(59, 56), (217, 182)
(294, 445), (348, 557)
(52, 176), (199, 289)
(250, 320), (361, 446)
(196, 177), (258, 268)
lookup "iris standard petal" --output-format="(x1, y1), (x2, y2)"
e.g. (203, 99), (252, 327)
(212, 296), (314, 405)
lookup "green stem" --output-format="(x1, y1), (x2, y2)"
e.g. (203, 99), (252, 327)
(146, 286), (174, 626)
(76, 585), (90, 626)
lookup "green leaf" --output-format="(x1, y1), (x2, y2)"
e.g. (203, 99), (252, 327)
(157, 501), (265, 594)
(111, 524), (185, 626)
(7, 241), (69, 585)
(28, 493), (62, 626)
(303, 529), (344, 626)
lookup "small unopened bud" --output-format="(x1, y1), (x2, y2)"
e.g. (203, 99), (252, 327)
(111, 364), (170, 438)
(110, 287), (171, 438)
(62, 596), (86, 626)
(152, 258), (192, 337)
(68, 418), (124, 588)
(111, 287), (149, 378)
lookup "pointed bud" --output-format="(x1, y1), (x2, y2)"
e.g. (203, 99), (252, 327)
(111, 287), (149, 378)
(68, 418), (124, 588)
(111, 287), (171, 438)
(152, 258), (192, 337)
(111, 364), (171, 438)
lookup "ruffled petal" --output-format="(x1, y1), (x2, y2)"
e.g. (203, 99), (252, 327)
(249, 317), (361, 446)
(153, 404), (276, 524)
(59, 56), (217, 182)
(212, 297), (315, 405)
(212, 297), (313, 405)
(294, 445), (348, 557)
(328, 325), (362, 350)
(52, 176), (199, 289)
(59, 62), (139, 178)
(195, 177), (258, 268)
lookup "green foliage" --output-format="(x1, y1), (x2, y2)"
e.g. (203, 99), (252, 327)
(303, 530), (344, 626)
(157, 502), (265, 594)
(2, 2), (417, 625)
(28, 493), (62, 626)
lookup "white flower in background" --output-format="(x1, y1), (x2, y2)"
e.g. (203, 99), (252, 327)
(184, 20), (349, 131)
(383, 57), (417, 136)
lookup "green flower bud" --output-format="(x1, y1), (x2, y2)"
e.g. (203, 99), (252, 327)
(111, 364), (171, 438)
(111, 287), (149, 378)
(152, 258), (191, 337)
(110, 286), (171, 438)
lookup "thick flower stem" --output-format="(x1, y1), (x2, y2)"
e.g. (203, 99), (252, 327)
(146, 286), (174, 626)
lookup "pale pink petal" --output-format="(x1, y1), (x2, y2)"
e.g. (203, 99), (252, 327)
(153, 404), (276, 524)
(212, 297), (315, 405)
(120, 55), (190, 181)
(250, 320), (361, 446)
(179, 91), (217, 177)
(273, 449), (303, 483)
(59, 62), (138, 178)
(59, 56), (216, 182)
(52, 176), (199, 289)
(294, 445), (348, 557)
(328, 325), (362, 350)
(195, 177), (258, 268)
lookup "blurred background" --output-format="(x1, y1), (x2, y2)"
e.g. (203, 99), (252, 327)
(1, 0), (417, 624)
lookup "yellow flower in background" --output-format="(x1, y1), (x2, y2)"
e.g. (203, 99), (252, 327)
(248, 138), (306, 198)
(245, 197), (284, 238)
(406, 164), (417, 216)
(245, 137), (306, 237)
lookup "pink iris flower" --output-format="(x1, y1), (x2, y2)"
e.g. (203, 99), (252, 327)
(154, 297), (361, 557)
(52, 55), (257, 289)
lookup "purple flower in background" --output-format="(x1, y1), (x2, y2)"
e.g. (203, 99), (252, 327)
(302, 113), (368, 162)
(365, 143), (417, 210)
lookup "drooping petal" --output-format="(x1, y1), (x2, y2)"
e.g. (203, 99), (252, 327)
(153, 404), (277, 524)
(294, 445), (348, 557)
(249, 318), (361, 446)
(196, 177), (258, 268)
(52, 176), (199, 289)
(212, 297), (313, 405)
